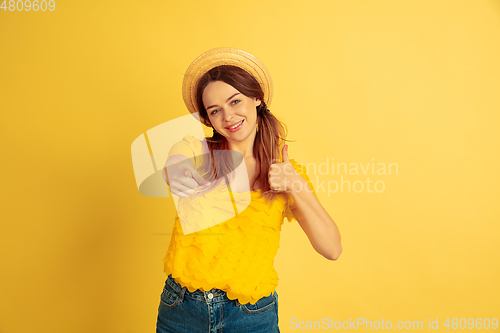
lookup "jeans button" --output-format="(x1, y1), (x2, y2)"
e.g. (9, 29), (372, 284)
(207, 293), (214, 299)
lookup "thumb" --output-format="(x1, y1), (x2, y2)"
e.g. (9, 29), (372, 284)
(282, 145), (290, 163)
(186, 168), (211, 186)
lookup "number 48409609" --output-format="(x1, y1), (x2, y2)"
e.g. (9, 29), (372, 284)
(1, 0), (55, 11)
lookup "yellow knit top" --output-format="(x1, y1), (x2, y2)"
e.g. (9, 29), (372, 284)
(163, 136), (317, 305)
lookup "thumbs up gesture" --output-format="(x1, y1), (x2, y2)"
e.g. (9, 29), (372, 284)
(268, 145), (300, 192)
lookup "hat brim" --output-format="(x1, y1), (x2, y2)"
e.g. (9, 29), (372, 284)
(182, 48), (273, 118)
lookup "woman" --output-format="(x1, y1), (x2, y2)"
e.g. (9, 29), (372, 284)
(157, 48), (342, 333)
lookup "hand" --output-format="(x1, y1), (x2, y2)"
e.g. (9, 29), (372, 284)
(164, 158), (211, 198)
(268, 145), (300, 192)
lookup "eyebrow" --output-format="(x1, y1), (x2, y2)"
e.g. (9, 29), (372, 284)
(206, 93), (241, 111)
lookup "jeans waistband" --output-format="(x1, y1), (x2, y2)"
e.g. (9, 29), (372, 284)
(166, 275), (242, 306)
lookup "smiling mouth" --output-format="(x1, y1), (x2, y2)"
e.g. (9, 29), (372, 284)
(226, 120), (244, 129)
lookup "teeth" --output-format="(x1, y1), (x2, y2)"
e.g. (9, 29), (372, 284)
(229, 120), (243, 129)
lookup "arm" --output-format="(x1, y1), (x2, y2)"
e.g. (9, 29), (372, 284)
(269, 145), (342, 261)
(288, 177), (342, 261)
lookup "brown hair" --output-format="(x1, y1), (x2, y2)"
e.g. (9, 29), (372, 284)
(195, 65), (290, 203)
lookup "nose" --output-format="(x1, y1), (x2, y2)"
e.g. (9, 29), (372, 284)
(223, 108), (235, 123)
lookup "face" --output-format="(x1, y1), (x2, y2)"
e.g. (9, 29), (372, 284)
(202, 80), (261, 143)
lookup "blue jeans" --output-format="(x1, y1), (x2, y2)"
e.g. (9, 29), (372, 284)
(156, 275), (280, 333)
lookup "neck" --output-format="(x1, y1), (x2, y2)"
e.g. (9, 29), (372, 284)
(226, 129), (257, 159)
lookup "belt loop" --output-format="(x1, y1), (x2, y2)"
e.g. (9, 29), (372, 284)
(179, 287), (186, 302)
(235, 298), (240, 306)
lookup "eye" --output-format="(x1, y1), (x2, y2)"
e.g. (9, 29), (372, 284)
(210, 109), (220, 115)
(231, 99), (240, 105)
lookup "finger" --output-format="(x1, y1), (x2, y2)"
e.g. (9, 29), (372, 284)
(190, 168), (211, 186)
(176, 176), (201, 190)
(268, 175), (279, 189)
(171, 189), (189, 198)
(282, 145), (289, 163)
(171, 181), (196, 194)
(268, 164), (279, 176)
(171, 185), (195, 197)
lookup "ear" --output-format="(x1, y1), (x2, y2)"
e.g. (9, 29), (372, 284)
(255, 98), (262, 107)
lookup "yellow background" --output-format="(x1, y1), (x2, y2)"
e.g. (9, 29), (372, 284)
(1, 0), (499, 332)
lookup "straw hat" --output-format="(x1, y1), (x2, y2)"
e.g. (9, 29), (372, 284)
(182, 47), (273, 117)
